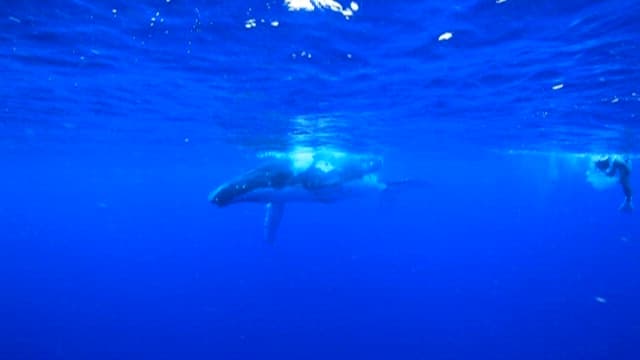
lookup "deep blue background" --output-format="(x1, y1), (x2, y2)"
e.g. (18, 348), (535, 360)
(2, 0), (640, 359)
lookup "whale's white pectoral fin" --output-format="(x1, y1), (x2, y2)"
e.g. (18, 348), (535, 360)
(264, 202), (285, 243)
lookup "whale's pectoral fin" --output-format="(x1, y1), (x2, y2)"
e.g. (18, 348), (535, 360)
(264, 202), (285, 243)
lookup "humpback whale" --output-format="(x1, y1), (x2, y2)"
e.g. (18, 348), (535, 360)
(209, 149), (408, 243)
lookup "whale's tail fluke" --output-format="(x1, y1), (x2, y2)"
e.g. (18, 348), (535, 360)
(264, 202), (285, 243)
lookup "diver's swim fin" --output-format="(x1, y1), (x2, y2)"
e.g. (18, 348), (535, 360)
(264, 202), (285, 243)
(619, 199), (633, 213)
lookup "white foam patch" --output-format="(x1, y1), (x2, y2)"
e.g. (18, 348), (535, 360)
(315, 160), (335, 173)
(286, 0), (314, 11)
(594, 296), (607, 304)
(288, 146), (315, 173)
(258, 146), (355, 175)
(585, 155), (619, 190)
(586, 170), (618, 190)
(285, 0), (358, 17)
(438, 32), (453, 41)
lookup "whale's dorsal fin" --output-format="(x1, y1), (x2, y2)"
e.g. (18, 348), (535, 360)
(264, 202), (285, 243)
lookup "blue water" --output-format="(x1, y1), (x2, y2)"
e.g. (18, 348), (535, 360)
(2, 0), (640, 359)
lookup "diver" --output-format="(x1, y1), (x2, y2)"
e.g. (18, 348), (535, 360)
(593, 155), (633, 212)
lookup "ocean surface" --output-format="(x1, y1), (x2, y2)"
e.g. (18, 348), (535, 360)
(1, 0), (640, 359)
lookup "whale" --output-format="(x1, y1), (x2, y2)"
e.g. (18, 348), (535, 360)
(208, 148), (414, 243)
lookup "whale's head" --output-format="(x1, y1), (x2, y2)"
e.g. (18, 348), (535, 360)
(209, 161), (294, 207)
(208, 182), (245, 207)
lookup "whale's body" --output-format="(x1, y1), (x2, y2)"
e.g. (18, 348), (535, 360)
(209, 149), (404, 242)
(220, 175), (387, 204)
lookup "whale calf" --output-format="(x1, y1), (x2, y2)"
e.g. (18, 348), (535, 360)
(209, 148), (411, 243)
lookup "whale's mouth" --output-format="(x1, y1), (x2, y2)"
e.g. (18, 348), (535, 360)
(209, 182), (252, 207)
(209, 161), (295, 206)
